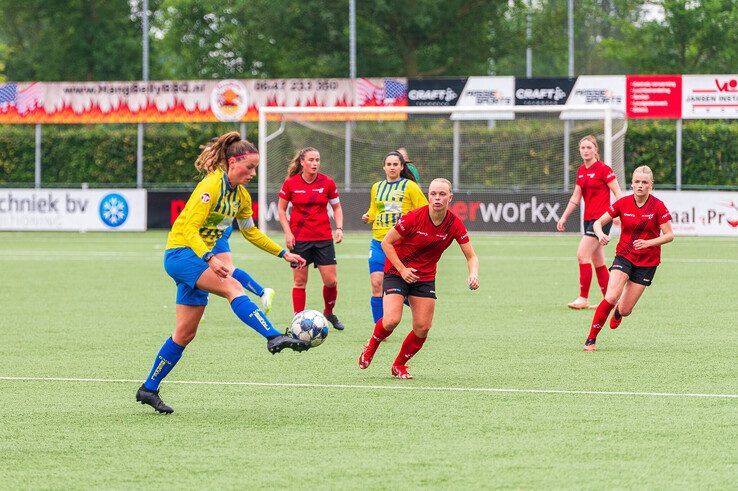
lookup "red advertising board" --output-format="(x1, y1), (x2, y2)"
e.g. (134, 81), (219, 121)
(626, 75), (682, 118)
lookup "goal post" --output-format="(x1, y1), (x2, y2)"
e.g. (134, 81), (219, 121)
(257, 105), (626, 232)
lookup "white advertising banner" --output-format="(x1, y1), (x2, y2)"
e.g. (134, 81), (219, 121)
(563, 75), (626, 119)
(655, 191), (738, 236)
(0, 189), (147, 231)
(451, 76), (515, 120)
(682, 75), (738, 119)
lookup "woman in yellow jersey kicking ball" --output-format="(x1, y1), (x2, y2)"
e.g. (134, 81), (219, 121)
(362, 151), (427, 323)
(136, 132), (308, 414)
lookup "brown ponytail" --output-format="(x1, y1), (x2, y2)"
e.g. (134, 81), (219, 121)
(195, 131), (258, 174)
(288, 147), (318, 177)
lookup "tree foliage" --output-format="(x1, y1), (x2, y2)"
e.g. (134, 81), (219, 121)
(0, 1), (736, 81)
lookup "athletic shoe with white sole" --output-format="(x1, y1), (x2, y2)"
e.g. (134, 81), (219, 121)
(260, 288), (275, 315)
(567, 296), (590, 309)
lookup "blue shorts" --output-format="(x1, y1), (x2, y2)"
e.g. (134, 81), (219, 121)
(368, 239), (386, 274)
(164, 247), (210, 306)
(212, 226), (233, 255)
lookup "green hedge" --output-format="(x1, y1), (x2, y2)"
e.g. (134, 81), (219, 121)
(0, 120), (736, 189)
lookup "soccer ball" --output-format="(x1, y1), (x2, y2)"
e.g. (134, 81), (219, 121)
(289, 309), (329, 347)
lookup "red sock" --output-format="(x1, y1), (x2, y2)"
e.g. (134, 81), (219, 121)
(393, 330), (427, 367)
(588, 299), (615, 340)
(368, 319), (392, 349)
(292, 287), (306, 314)
(595, 265), (609, 296)
(323, 285), (338, 315)
(579, 263), (593, 298)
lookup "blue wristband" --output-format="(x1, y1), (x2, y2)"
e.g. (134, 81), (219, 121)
(278, 250), (286, 258)
(202, 252), (215, 262)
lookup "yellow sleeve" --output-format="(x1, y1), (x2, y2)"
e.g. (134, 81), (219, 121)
(235, 188), (284, 257)
(406, 181), (428, 212)
(180, 176), (219, 258)
(366, 182), (379, 222)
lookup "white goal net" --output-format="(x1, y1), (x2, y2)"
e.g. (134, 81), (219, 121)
(257, 105), (626, 233)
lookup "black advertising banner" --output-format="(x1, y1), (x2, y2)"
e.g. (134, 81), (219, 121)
(150, 190), (577, 232)
(514, 77), (576, 105)
(261, 191), (577, 233)
(407, 78), (467, 106)
(147, 191), (191, 228)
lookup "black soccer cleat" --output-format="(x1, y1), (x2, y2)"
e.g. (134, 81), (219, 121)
(136, 384), (174, 414)
(325, 313), (345, 331)
(267, 334), (310, 354)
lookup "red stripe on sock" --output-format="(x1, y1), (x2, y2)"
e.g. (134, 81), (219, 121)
(393, 330), (427, 366)
(595, 265), (609, 296)
(579, 263), (593, 298)
(323, 285), (337, 315)
(292, 287), (306, 314)
(588, 299), (615, 340)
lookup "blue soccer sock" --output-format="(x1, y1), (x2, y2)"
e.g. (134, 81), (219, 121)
(370, 296), (383, 323)
(232, 268), (265, 297)
(231, 295), (281, 339)
(143, 337), (185, 391)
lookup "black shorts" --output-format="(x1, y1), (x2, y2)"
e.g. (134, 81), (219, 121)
(291, 240), (337, 268)
(610, 255), (658, 286)
(584, 219), (612, 237)
(382, 274), (437, 299)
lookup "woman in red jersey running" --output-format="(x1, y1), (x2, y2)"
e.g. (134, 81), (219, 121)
(358, 178), (479, 379)
(557, 135), (623, 309)
(583, 165), (674, 351)
(278, 147), (345, 330)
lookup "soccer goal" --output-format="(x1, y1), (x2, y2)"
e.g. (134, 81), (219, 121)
(257, 105), (626, 232)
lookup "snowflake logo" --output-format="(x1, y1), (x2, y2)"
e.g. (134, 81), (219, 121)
(99, 193), (129, 228)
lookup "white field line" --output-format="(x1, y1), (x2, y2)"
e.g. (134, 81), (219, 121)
(0, 376), (735, 399)
(0, 251), (736, 264)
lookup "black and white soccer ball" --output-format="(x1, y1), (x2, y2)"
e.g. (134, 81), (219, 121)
(289, 309), (329, 347)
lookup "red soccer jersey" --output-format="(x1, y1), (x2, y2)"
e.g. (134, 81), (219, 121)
(385, 206), (470, 282)
(576, 160), (617, 220)
(279, 173), (339, 241)
(607, 194), (672, 267)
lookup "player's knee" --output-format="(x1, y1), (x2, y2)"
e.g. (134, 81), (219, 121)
(604, 293), (620, 305)
(324, 280), (337, 288)
(382, 316), (400, 331)
(293, 280), (307, 289)
(173, 330), (196, 346)
(577, 253), (591, 264)
(371, 285), (382, 296)
(619, 305), (633, 317)
(413, 324), (431, 337)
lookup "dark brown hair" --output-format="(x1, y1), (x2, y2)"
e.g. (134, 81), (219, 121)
(384, 151), (417, 182)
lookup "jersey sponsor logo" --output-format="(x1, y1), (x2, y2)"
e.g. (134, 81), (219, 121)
(293, 190), (306, 193)
(313, 188), (324, 193)
(200, 192), (211, 203)
(416, 231), (429, 236)
(587, 173), (596, 178)
(99, 193), (129, 227)
(578, 174), (584, 178)
(624, 213), (635, 217)
(435, 233), (448, 239)
(643, 213), (654, 219)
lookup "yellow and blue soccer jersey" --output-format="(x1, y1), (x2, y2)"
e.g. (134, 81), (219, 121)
(166, 169), (282, 258)
(366, 178), (428, 241)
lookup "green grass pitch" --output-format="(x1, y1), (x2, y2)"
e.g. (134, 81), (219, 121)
(1, 231), (736, 488)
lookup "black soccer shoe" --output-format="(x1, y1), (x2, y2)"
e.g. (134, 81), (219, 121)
(136, 385), (174, 414)
(325, 313), (345, 331)
(267, 334), (310, 354)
